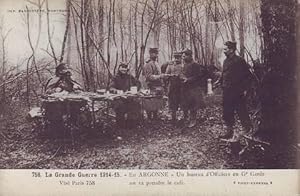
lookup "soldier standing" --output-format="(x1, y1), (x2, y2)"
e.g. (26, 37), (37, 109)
(142, 48), (164, 120)
(165, 52), (183, 124)
(219, 41), (252, 142)
(180, 49), (206, 128)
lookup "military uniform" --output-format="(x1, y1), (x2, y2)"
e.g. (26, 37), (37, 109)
(161, 62), (169, 74)
(165, 60), (183, 112)
(221, 54), (252, 132)
(143, 58), (163, 93)
(178, 49), (207, 127)
(142, 52), (164, 119)
(110, 70), (141, 128)
(180, 61), (206, 111)
(43, 64), (84, 134)
(45, 76), (81, 94)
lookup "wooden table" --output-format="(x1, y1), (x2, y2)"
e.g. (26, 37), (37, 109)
(41, 91), (160, 128)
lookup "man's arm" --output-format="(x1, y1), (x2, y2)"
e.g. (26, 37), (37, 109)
(71, 79), (83, 91)
(143, 62), (161, 81)
(184, 63), (202, 83)
(239, 58), (253, 94)
(45, 77), (61, 94)
(109, 77), (118, 93)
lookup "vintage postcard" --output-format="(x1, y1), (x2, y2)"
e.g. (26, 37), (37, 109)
(0, 0), (299, 195)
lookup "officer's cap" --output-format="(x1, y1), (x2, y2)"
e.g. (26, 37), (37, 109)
(173, 51), (182, 58)
(181, 48), (192, 56)
(55, 63), (69, 76)
(119, 62), (129, 69)
(149, 47), (159, 54)
(224, 41), (237, 50)
(56, 63), (67, 70)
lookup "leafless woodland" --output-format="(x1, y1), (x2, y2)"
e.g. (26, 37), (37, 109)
(0, 0), (299, 169)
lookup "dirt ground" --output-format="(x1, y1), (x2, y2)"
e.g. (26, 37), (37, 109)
(0, 94), (299, 169)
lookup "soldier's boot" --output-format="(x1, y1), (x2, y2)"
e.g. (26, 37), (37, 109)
(219, 125), (233, 139)
(171, 111), (177, 124)
(187, 111), (197, 128)
(147, 111), (153, 120)
(152, 111), (159, 120)
(179, 111), (188, 124)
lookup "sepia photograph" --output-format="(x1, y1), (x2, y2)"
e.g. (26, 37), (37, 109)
(0, 0), (299, 172)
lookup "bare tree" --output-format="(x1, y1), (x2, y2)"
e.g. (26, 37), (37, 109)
(0, 19), (12, 105)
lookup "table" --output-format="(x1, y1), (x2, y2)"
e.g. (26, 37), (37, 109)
(41, 91), (161, 128)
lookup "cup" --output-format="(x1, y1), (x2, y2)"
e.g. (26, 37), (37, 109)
(97, 89), (106, 95)
(130, 86), (138, 93)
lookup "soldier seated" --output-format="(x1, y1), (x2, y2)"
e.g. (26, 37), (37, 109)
(110, 63), (142, 129)
(45, 63), (82, 94)
(43, 63), (86, 134)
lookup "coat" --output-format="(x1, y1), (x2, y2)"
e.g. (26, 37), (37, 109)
(181, 61), (207, 89)
(180, 61), (207, 110)
(221, 54), (252, 94)
(110, 71), (141, 92)
(142, 59), (162, 90)
(142, 59), (164, 111)
(110, 72), (142, 120)
(166, 62), (184, 92)
(45, 76), (81, 94)
(165, 62), (183, 110)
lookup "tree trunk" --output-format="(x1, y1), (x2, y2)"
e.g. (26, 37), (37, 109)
(226, 0), (235, 41)
(239, 0), (245, 57)
(86, 2), (96, 92)
(260, 0), (297, 143)
(296, 0), (300, 144)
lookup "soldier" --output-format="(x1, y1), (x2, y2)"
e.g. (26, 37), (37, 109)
(165, 51), (183, 124)
(219, 41), (252, 142)
(142, 47), (164, 120)
(160, 62), (169, 74)
(45, 63), (82, 94)
(180, 49), (206, 128)
(43, 63), (84, 134)
(110, 63), (141, 128)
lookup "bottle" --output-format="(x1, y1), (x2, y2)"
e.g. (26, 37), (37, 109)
(207, 78), (213, 95)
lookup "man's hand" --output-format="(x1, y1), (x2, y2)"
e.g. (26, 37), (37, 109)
(159, 73), (168, 79)
(181, 77), (188, 83)
(150, 74), (161, 80)
(55, 87), (62, 93)
(160, 74), (177, 79)
(110, 88), (118, 94)
(213, 80), (220, 86)
(73, 84), (82, 91)
(212, 80), (221, 90)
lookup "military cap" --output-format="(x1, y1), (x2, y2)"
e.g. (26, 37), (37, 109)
(56, 63), (67, 70)
(55, 63), (68, 75)
(173, 51), (182, 58)
(224, 41), (237, 50)
(181, 48), (192, 56)
(119, 62), (129, 68)
(149, 47), (159, 54)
